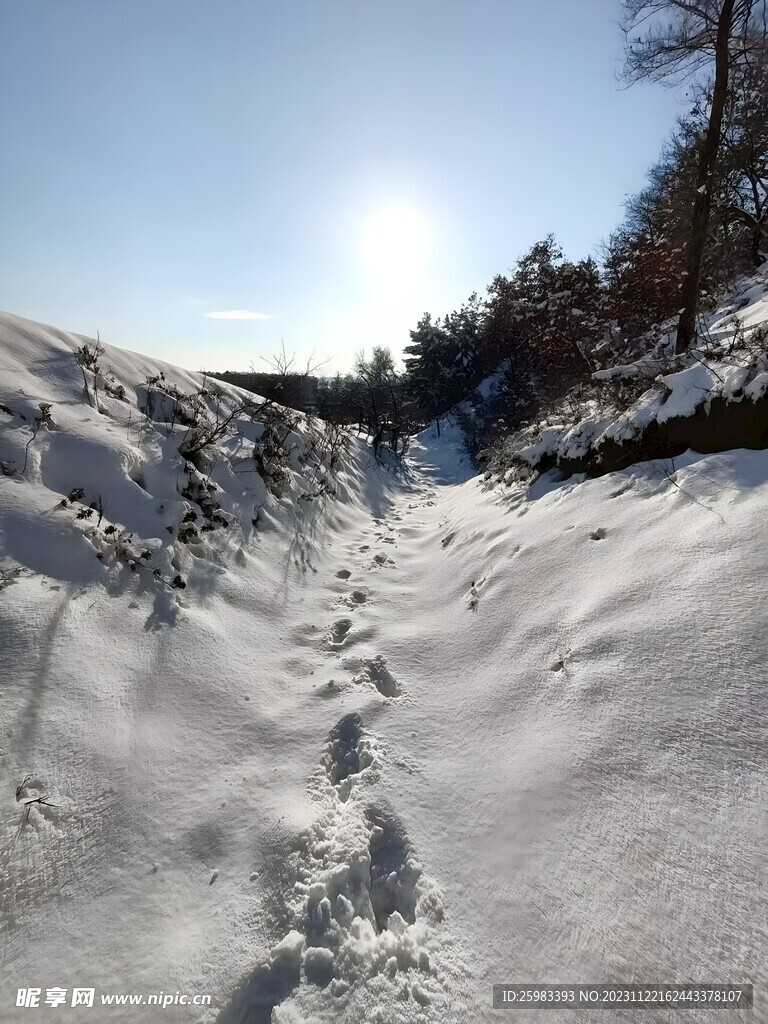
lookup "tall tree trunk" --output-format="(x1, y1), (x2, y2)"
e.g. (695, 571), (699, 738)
(750, 221), (763, 265)
(675, 0), (736, 353)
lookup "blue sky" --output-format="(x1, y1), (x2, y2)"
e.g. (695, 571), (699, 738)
(0, 0), (688, 373)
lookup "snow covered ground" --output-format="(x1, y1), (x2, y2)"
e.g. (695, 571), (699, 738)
(1, 313), (767, 1022)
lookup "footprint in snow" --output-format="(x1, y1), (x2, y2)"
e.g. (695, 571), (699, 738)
(327, 619), (353, 648)
(549, 648), (571, 673)
(366, 804), (420, 929)
(353, 655), (401, 697)
(467, 576), (487, 611)
(372, 553), (395, 568)
(324, 712), (373, 788)
(334, 588), (369, 610)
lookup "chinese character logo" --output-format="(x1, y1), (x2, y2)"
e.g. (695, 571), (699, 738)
(16, 989), (41, 1008)
(71, 988), (95, 1007)
(45, 988), (68, 1007)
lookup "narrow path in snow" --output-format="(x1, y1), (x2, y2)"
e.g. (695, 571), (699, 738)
(220, 465), (464, 1022)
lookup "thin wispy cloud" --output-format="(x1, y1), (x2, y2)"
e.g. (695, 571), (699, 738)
(203, 309), (272, 320)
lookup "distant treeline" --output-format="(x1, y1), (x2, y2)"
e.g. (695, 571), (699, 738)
(210, 372), (320, 413)
(210, 371), (372, 431)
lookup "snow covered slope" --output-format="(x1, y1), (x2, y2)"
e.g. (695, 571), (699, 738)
(2, 313), (767, 1023)
(504, 268), (768, 476)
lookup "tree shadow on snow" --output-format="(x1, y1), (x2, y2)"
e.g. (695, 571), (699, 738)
(18, 588), (74, 748)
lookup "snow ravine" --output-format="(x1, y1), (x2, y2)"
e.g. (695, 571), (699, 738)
(1, 314), (767, 1023)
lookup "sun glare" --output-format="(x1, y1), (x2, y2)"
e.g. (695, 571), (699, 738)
(361, 203), (430, 287)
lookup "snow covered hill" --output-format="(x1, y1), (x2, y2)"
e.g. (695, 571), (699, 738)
(1, 313), (767, 1023)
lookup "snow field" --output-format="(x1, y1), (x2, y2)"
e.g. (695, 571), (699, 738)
(2, 310), (768, 1023)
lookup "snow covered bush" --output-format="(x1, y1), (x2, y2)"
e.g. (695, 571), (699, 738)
(0, 312), (355, 613)
(0, 565), (26, 591)
(479, 271), (768, 485)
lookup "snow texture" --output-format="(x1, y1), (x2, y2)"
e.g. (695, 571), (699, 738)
(1, 311), (767, 1023)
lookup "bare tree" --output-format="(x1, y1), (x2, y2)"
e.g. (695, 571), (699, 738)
(720, 51), (768, 264)
(256, 340), (331, 413)
(623, 0), (764, 351)
(259, 340), (330, 380)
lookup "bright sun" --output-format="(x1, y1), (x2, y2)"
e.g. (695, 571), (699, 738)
(361, 203), (430, 288)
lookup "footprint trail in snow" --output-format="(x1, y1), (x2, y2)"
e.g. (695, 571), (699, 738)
(222, 492), (464, 1022)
